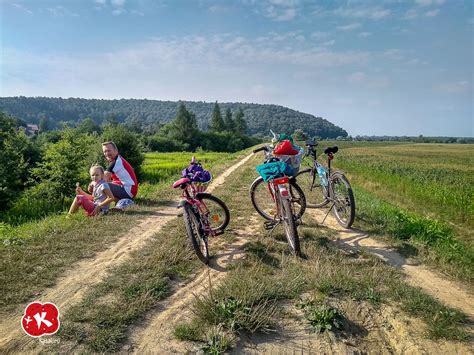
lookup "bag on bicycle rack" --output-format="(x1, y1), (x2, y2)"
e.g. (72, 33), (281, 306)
(273, 140), (304, 177)
(256, 161), (288, 182)
(182, 161), (212, 192)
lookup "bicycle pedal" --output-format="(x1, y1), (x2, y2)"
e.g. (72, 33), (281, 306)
(263, 221), (275, 230)
(214, 229), (225, 236)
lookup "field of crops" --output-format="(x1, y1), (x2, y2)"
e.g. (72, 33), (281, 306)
(335, 144), (473, 239)
(324, 142), (474, 282)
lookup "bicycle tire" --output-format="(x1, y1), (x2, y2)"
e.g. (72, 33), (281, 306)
(294, 168), (329, 208)
(250, 176), (306, 221)
(329, 171), (355, 228)
(280, 197), (301, 256)
(196, 193), (230, 233)
(183, 203), (209, 264)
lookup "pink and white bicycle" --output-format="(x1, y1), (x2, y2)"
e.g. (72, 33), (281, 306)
(172, 172), (230, 265)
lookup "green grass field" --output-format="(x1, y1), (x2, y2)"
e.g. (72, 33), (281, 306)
(316, 142), (474, 283)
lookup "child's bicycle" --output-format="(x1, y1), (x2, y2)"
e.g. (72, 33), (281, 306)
(295, 140), (355, 228)
(172, 161), (230, 264)
(250, 145), (306, 256)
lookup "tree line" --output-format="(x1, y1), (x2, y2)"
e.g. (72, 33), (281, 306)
(0, 96), (349, 139)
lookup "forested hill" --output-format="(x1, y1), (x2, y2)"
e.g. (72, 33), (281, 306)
(0, 97), (347, 138)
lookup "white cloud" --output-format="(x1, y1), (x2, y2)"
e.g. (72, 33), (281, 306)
(46, 6), (79, 17)
(321, 40), (335, 46)
(95, 0), (106, 5)
(358, 32), (372, 38)
(336, 23), (361, 31)
(348, 72), (366, 83)
(111, 0), (126, 6)
(11, 3), (33, 14)
(310, 31), (329, 40)
(334, 6), (390, 20)
(436, 81), (470, 93)
(265, 6), (297, 21)
(424, 9), (440, 17)
(112, 8), (125, 15)
(415, 0), (445, 7)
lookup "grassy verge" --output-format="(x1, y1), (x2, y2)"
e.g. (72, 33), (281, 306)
(0, 149), (250, 314)
(352, 187), (474, 284)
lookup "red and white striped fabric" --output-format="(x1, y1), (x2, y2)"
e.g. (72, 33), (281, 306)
(108, 155), (138, 198)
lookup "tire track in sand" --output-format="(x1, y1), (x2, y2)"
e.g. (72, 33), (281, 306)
(306, 208), (474, 320)
(0, 153), (253, 351)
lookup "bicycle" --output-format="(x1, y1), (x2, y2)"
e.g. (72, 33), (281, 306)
(250, 145), (306, 256)
(173, 169), (230, 264)
(294, 140), (355, 228)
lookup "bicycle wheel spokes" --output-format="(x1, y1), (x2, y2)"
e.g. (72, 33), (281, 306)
(183, 203), (209, 264)
(295, 169), (329, 208)
(330, 172), (355, 228)
(250, 177), (278, 220)
(199, 195), (230, 232)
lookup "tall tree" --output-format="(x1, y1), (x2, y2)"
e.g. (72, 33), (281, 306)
(168, 103), (200, 149)
(224, 108), (235, 132)
(0, 112), (28, 210)
(39, 116), (50, 132)
(234, 108), (247, 135)
(210, 102), (225, 132)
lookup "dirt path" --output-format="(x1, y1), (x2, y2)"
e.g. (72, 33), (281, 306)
(0, 153), (253, 351)
(306, 208), (474, 320)
(127, 217), (258, 353)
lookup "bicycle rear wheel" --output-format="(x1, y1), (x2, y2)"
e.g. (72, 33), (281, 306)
(197, 193), (230, 234)
(295, 168), (329, 208)
(280, 197), (301, 256)
(250, 176), (306, 221)
(329, 171), (355, 228)
(183, 203), (209, 264)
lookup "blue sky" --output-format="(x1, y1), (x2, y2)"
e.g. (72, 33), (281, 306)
(1, 0), (472, 136)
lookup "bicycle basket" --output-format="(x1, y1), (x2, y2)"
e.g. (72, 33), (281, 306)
(256, 161), (288, 182)
(193, 177), (212, 192)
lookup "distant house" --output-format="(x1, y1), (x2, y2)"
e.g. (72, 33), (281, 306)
(25, 124), (39, 136)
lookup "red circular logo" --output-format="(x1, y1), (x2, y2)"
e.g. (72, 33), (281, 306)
(21, 302), (60, 337)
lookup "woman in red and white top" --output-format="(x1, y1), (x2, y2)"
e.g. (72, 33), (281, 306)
(101, 141), (138, 200)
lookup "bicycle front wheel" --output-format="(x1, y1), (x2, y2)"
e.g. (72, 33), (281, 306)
(197, 193), (230, 233)
(250, 176), (306, 221)
(280, 197), (301, 256)
(329, 171), (355, 228)
(295, 168), (329, 208)
(183, 203), (209, 264)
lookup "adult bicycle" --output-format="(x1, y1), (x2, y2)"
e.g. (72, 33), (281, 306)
(295, 140), (355, 228)
(173, 173), (230, 264)
(250, 145), (306, 256)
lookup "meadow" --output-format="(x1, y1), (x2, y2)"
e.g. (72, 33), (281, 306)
(321, 142), (474, 283)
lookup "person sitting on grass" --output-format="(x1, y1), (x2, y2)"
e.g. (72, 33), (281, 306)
(101, 141), (138, 201)
(68, 165), (115, 216)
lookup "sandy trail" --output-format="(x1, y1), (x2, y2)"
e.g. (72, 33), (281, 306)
(306, 208), (474, 320)
(127, 220), (257, 353)
(0, 153), (253, 351)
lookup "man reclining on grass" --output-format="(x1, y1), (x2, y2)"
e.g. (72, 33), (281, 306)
(101, 141), (138, 210)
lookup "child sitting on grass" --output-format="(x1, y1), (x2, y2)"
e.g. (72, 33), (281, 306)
(68, 165), (115, 216)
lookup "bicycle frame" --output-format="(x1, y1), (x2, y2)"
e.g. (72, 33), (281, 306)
(180, 183), (216, 237)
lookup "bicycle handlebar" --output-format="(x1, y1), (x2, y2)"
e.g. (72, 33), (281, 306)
(253, 146), (270, 154)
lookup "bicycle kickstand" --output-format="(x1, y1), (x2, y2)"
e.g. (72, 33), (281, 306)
(321, 202), (335, 225)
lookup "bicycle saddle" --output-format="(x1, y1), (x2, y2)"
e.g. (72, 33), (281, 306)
(324, 146), (339, 155)
(305, 140), (318, 147)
